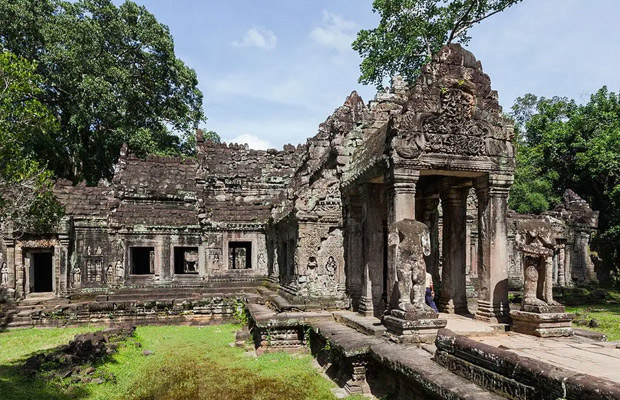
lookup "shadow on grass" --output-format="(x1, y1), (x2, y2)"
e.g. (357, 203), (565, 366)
(0, 363), (89, 400)
(0, 332), (125, 400)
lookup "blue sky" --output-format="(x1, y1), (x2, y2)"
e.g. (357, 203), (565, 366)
(117, 1), (620, 149)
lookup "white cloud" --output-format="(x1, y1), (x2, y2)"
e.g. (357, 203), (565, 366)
(232, 27), (277, 50)
(310, 11), (357, 53)
(224, 134), (273, 150)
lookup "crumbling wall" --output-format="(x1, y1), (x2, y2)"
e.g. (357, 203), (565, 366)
(505, 190), (599, 289)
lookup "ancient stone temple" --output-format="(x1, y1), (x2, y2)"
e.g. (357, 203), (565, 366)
(0, 44), (598, 324)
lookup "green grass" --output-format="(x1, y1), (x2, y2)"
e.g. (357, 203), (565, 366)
(0, 325), (361, 400)
(566, 289), (620, 341)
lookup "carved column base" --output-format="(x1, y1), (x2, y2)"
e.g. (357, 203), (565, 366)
(510, 310), (574, 337)
(383, 314), (447, 344)
(358, 295), (374, 317)
(437, 297), (469, 315)
(344, 358), (370, 395)
(474, 300), (509, 323)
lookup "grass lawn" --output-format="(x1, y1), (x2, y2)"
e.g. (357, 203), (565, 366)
(0, 324), (361, 400)
(566, 289), (620, 341)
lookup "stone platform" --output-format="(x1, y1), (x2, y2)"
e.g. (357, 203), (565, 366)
(472, 332), (620, 384)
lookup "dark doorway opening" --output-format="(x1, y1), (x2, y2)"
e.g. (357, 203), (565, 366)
(228, 242), (252, 269)
(33, 252), (53, 292)
(131, 247), (155, 275)
(174, 247), (199, 274)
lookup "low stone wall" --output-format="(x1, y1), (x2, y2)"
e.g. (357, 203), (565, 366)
(2, 295), (246, 329)
(435, 328), (620, 400)
(246, 304), (502, 399)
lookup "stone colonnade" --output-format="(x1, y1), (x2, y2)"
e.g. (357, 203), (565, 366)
(364, 167), (513, 323)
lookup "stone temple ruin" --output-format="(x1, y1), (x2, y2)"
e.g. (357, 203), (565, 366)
(0, 45), (597, 311)
(1, 45), (616, 400)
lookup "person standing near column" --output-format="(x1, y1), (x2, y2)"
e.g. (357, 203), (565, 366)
(426, 271), (439, 313)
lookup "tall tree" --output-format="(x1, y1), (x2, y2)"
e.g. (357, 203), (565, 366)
(511, 88), (620, 274)
(0, 51), (63, 233)
(353, 0), (523, 87)
(0, 0), (204, 184)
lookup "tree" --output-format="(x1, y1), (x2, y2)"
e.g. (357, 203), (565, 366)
(511, 88), (620, 273)
(0, 0), (205, 184)
(353, 0), (523, 87)
(0, 51), (63, 233)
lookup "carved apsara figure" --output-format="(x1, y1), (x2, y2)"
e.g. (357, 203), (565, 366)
(325, 256), (336, 277)
(106, 264), (114, 283)
(1, 262), (9, 287)
(516, 219), (561, 311)
(72, 266), (82, 287)
(149, 250), (155, 274)
(388, 219), (432, 313)
(115, 260), (125, 283)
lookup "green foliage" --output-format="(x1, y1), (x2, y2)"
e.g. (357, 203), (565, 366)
(511, 88), (620, 270)
(232, 299), (248, 325)
(0, 51), (63, 232)
(566, 290), (620, 341)
(353, 0), (522, 87)
(0, 0), (205, 184)
(202, 130), (222, 144)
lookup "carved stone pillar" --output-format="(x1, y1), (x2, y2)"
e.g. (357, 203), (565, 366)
(360, 184), (384, 317)
(557, 243), (566, 287)
(420, 197), (441, 289)
(58, 236), (70, 296)
(475, 174), (512, 323)
(4, 239), (16, 299)
(386, 168), (419, 310)
(15, 244), (25, 299)
(344, 194), (363, 309)
(438, 187), (469, 314)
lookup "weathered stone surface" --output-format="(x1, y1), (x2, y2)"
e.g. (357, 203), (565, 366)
(436, 328), (620, 400)
(509, 310), (574, 337)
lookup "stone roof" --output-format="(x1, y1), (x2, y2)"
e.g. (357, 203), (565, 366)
(54, 180), (111, 218)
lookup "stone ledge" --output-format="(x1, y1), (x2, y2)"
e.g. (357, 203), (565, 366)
(435, 328), (620, 400)
(369, 342), (504, 400)
(332, 311), (386, 337)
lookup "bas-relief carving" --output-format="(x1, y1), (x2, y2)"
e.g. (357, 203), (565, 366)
(1, 262), (8, 287)
(115, 260), (125, 283)
(72, 266), (82, 287)
(388, 219), (433, 314)
(106, 264), (114, 283)
(206, 249), (222, 273)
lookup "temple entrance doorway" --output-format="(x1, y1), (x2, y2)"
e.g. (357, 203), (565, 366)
(28, 251), (54, 294)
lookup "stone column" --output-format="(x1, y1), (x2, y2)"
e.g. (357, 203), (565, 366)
(4, 239), (16, 299)
(386, 168), (419, 310)
(15, 244), (25, 299)
(420, 197), (441, 288)
(360, 184), (384, 316)
(475, 174), (513, 323)
(564, 242), (573, 286)
(344, 194), (364, 309)
(438, 187), (469, 314)
(557, 243), (566, 287)
(58, 236), (70, 296)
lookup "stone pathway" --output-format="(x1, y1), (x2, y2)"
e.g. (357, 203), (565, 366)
(441, 313), (506, 336)
(471, 332), (620, 383)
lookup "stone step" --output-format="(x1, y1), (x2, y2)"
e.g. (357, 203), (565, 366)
(332, 311), (386, 337)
